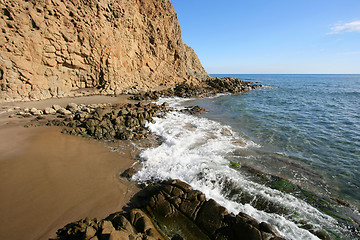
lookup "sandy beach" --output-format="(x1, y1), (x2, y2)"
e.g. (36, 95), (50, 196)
(0, 96), (140, 240)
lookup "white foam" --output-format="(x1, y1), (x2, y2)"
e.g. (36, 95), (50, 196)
(133, 107), (344, 239)
(155, 96), (191, 109)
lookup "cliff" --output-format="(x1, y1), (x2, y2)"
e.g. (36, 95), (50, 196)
(0, 0), (209, 102)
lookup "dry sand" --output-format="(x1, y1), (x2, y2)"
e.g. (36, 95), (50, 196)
(0, 95), (141, 240)
(0, 95), (130, 110)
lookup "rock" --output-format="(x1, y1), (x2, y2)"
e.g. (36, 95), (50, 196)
(129, 77), (262, 102)
(171, 234), (184, 240)
(314, 230), (331, 240)
(101, 220), (115, 235)
(196, 199), (228, 236)
(53, 102), (168, 140)
(52, 105), (61, 111)
(56, 218), (99, 240)
(44, 107), (56, 115)
(107, 213), (133, 232)
(57, 108), (72, 115)
(85, 226), (97, 240)
(260, 221), (279, 236)
(21, 112), (32, 118)
(74, 111), (88, 121)
(55, 180), (285, 240)
(66, 103), (78, 112)
(180, 105), (208, 115)
(30, 107), (42, 116)
(236, 212), (260, 228)
(0, 0), (209, 103)
(232, 221), (262, 240)
(120, 167), (138, 180)
(172, 180), (193, 193)
(81, 107), (91, 113)
(94, 108), (111, 120)
(108, 231), (130, 240)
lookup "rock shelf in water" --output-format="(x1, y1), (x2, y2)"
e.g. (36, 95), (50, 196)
(55, 180), (285, 240)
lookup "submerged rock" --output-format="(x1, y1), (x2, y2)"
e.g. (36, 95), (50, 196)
(180, 105), (208, 115)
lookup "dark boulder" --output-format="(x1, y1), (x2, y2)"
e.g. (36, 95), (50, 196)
(55, 180), (285, 240)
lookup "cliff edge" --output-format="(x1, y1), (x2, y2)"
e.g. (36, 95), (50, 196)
(0, 0), (209, 102)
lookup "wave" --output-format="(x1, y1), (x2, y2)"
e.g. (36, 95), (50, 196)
(132, 97), (357, 239)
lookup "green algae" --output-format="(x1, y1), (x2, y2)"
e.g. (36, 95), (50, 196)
(229, 160), (240, 168)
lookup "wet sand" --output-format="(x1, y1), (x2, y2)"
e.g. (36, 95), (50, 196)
(0, 95), (140, 240)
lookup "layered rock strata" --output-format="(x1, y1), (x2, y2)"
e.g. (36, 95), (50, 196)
(55, 180), (285, 240)
(0, 0), (209, 102)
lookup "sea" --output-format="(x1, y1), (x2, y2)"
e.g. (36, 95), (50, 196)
(133, 74), (360, 239)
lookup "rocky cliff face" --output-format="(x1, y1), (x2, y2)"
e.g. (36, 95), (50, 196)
(0, 0), (209, 102)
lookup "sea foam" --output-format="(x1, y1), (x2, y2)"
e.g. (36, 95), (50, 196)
(133, 98), (345, 240)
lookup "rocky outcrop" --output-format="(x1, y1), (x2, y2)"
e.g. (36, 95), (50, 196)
(51, 102), (168, 140)
(0, 0), (209, 102)
(9, 101), (167, 140)
(9, 78), (261, 140)
(130, 77), (262, 100)
(55, 180), (285, 240)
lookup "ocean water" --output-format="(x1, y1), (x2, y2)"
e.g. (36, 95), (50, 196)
(133, 74), (360, 239)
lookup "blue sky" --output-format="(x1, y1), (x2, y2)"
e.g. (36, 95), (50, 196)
(171, 0), (360, 74)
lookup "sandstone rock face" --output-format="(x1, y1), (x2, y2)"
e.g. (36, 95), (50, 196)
(0, 0), (209, 102)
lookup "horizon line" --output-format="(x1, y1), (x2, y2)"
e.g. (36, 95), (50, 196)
(209, 73), (360, 75)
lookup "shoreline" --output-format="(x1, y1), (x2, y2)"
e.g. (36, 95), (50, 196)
(0, 80), (261, 240)
(1, 78), (356, 239)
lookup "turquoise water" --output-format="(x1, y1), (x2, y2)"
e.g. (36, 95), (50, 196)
(192, 74), (360, 208)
